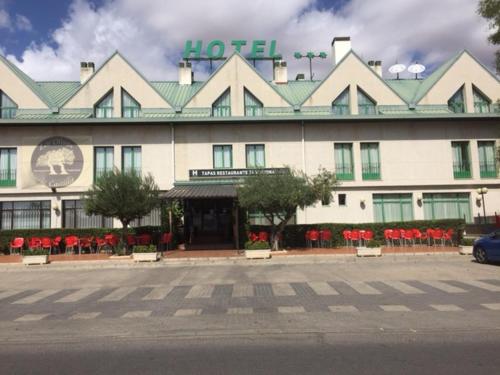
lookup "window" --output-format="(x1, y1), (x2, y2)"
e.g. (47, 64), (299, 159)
(334, 143), (354, 180)
(332, 88), (350, 115)
(338, 194), (346, 206)
(357, 87), (376, 115)
(0, 91), (17, 119)
(130, 207), (162, 227)
(213, 145), (232, 169)
(361, 143), (380, 180)
(423, 193), (472, 223)
(246, 144), (265, 168)
(473, 87), (491, 113)
(0, 201), (50, 230)
(122, 89), (140, 118)
(448, 86), (465, 113)
(122, 146), (141, 175)
(63, 200), (112, 228)
(451, 141), (471, 179)
(373, 194), (413, 223)
(95, 90), (113, 118)
(0, 148), (16, 187)
(478, 141), (497, 178)
(247, 210), (297, 226)
(244, 89), (263, 116)
(94, 147), (114, 181)
(212, 89), (231, 117)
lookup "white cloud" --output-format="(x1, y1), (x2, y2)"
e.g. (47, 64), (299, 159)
(0, 9), (11, 29)
(15, 14), (32, 31)
(5, 0), (498, 81)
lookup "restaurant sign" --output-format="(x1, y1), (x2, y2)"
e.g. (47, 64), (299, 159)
(189, 168), (288, 179)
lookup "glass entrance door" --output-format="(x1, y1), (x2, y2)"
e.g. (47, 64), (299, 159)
(184, 199), (234, 245)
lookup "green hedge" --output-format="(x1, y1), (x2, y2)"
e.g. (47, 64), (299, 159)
(249, 219), (466, 248)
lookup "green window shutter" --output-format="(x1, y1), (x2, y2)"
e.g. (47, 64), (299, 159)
(473, 87), (491, 113)
(95, 91), (113, 118)
(122, 89), (140, 118)
(0, 148), (16, 187)
(212, 89), (231, 117)
(94, 147), (114, 181)
(423, 193), (471, 223)
(334, 143), (353, 180)
(448, 87), (465, 113)
(451, 141), (471, 178)
(0, 91), (18, 119)
(246, 144), (265, 168)
(213, 145), (232, 168)
(357, 88), (376, 115)
(361, 143), (380, 180)
(332, 88), (350, 115)
(373, 194), (413, 223)
(478, 141), (497, 178)
(244, 89), (263, 116)
(122, 146), (141, 175)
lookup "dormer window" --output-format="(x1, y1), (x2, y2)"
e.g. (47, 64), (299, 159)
(473, 86), (491, 113)
(448, 86), (465, 113)
(212, 89), (231, 117)
(357, 87), (376, 115)
(95, 90), (113, 118)
(332, 87), (350, 115)
(244, 89), (263, 116)
(0, 91), (17, 119)
(122, 89), (140, 118)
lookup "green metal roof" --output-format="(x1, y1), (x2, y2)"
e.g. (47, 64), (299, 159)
(151, 81), (204, 107)
(35, 81), (81, 108)
(271, 80), (320, 106)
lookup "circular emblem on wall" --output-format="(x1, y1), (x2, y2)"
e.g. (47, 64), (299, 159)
(31, 136), (84, 188)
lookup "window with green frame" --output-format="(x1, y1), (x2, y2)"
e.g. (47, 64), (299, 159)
(244, 89), (263, 116)
(332, 87), (350, 115)
(373, 194), (414, 223)
(0, 148), (16, 187)
(473, 87), (491, 113)
(0, 91), (17, 119)
(246, 144), (265, 168)
(451, 141), (471, 179)
(94, 147), (114, 181)
(213, 145), (232, 169)
(361, 142), (380, 180)
(122, 89), (140, 118)
(357, 87), (377, 115)
(212, 89), (231, 117)
(334, 143), (354, 180)
(122, 146), (141, 175)
(247, 210), (297, 226)
(95, 90), (113, 118)
(423, 193), (472, 223)
(448, 86), (465, 113)
(478, 141), (497, 178)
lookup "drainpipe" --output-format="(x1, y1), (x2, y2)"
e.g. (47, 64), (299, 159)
(170, 123), (175, 184)
(301, 120), (307, 223)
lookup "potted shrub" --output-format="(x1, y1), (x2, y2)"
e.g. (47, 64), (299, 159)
(459, 238), (475, 255)
(132, 245), (160, 262)
(357, 240), (382, 257)
(22, 249), (50, 265)
(244, 240), (271, 259)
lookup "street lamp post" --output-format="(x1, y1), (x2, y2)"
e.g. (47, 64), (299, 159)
(294, 51), (327, 80)
(477, 187), (488, 224)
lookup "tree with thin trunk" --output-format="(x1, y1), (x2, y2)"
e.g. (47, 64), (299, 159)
(478, 0), (500, 73)
(83, 170), (160, 253)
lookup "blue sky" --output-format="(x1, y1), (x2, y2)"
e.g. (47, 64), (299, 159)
(0, 0), (496, 81)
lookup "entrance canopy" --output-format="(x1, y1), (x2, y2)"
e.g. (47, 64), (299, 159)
(162, 184), (237, 199)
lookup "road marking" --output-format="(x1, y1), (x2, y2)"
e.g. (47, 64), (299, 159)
(430, 304), (463, 312)
(344, 281), (381, 295)
(382, 281), (425, 295)
(122, 310), (152, 318)
(0, 290), (23, 301)
(420, 281), (467, 294)
(98, 287), (137, 302)
(232, 284), (254, 298)
(458, 280), (500, 292)
(174, 309), (202, 317)
(55, 288), (100, 303)
(277, 306), (305, 314)
(142, 286), (173, 300)
(185, 285), (214, 299)
(307, 282), (339, 296)
(380, 305), (412, 312)
(328, 305), (359, 313)
(481, 303), (500, 310)
(11, 289), (60, 304)
(272, 283), (296, 296)
(227, 307), (253, 315)
(70, 312), (101, 320)
(15, 314), (49, 322)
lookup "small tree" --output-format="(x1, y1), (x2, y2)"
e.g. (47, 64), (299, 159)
(478, 0), (500, 73)
(83, 170), (160, 252)
(238, 168), (338, 250)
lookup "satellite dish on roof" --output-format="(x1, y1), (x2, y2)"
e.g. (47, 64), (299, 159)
(408, 63), (426, 79)
(388, 64), (406, 79)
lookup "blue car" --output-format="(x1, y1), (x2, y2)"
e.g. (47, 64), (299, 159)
(473, 230), (500, 264)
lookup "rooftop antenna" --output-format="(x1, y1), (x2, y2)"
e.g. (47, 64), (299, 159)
(407, 62), (426, 80)
(388, 63), (406, 80)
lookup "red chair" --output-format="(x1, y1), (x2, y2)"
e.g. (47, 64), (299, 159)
(137, 233), (152, 245)
(432, 229), (444, 246)
(65, 235), (79, 254)
(391, 229), (401, 246)
(309, 229), (320, 247)
(9, 237), (24, 255)
(383, 229), (393, 247)
(258, 231), (269, 243)
(362, 230), (374, 245)
(126, 234), (136, 248)
(412, 229), (423, 245)
(342, 230), (352, 247)
(160, 232), (173, 251)
(40, 237), (52, 254)
(79, 237), (94, 253)
(350, 230), (361, 247)
(425, 228), (435, 246)
(403, 230), (414, 246)
(248, 232), (259, 242)
(95, 237), (107, 253)
(320, 229), (332, 248)
(28, 237), (42, 251)
(52, 236), (62, 253)
(443, 229), (454, 246)
(104, 234), (119, 250)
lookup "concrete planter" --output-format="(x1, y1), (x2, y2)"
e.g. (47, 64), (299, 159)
(356, 247), (382, 257)
(459, 246), (473, 255)
(132, 252), (160, 262)
(245, 249), (271, 259)
(22, 255), (49, 265)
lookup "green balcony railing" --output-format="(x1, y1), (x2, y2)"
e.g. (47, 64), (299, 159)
(362, 164), (380, 180)
(453, 163), (471, 179)
(335, 165), (354, 180)
(0, 169), (16, 187)
(480, 163), (497, 178)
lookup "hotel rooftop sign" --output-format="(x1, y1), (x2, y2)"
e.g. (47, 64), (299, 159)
(183, 40), (282, 60)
